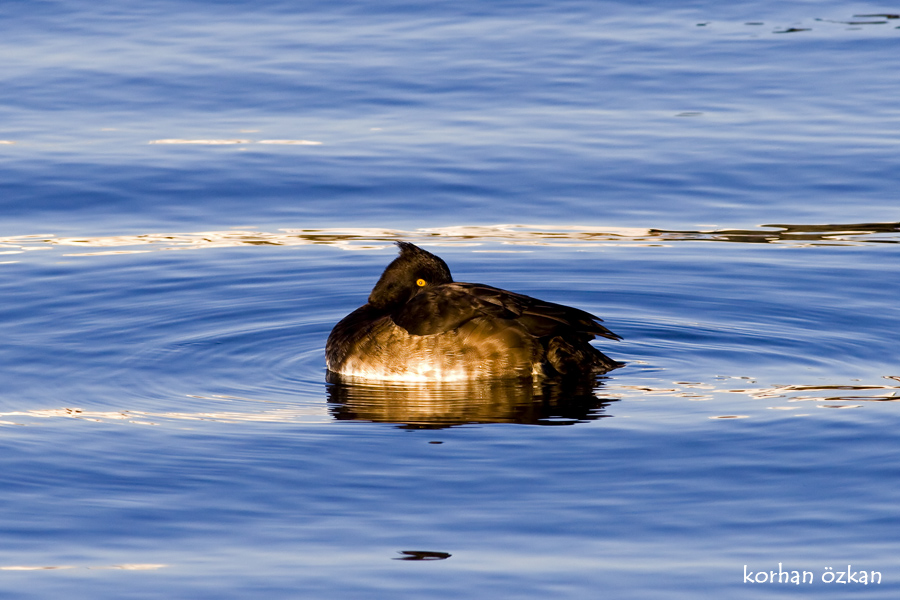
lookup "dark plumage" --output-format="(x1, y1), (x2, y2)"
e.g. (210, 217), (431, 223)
(326, 242), (622, 381)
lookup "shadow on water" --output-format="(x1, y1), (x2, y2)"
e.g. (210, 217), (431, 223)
(326, 372), (618, 429)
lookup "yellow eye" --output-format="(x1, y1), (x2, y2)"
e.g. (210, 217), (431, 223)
(416, 278), (427, 287)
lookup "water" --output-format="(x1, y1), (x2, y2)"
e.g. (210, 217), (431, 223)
(2, 1), (899, 598)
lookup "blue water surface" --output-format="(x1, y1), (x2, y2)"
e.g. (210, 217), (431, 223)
(1, 0), (899, 598)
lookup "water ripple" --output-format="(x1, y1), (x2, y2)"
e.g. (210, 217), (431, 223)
(2, 220), (898, 261)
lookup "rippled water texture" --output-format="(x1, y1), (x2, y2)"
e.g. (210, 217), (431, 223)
(2, 0), (900, 598)
(3, 0), (899, 234)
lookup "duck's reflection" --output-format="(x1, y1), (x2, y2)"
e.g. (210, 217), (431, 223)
(326, 372), (618, 428)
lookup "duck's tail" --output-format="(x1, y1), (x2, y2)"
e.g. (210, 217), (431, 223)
(545, 336), (623, 376)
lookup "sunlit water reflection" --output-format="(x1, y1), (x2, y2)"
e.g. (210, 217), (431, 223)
(4, 0), (900, 597)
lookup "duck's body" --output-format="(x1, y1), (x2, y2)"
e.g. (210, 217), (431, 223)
(326, 242), (621, 382)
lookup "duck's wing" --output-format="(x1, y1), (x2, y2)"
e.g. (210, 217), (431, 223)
(390, 284), (490, 335)
(392, 282), (621, 341)
(462, 283), (622, 341)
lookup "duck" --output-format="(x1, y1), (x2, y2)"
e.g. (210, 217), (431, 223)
(325, 242), (622, 382)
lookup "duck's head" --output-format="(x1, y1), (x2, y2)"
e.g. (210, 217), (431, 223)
(368, 242), (453, 310)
